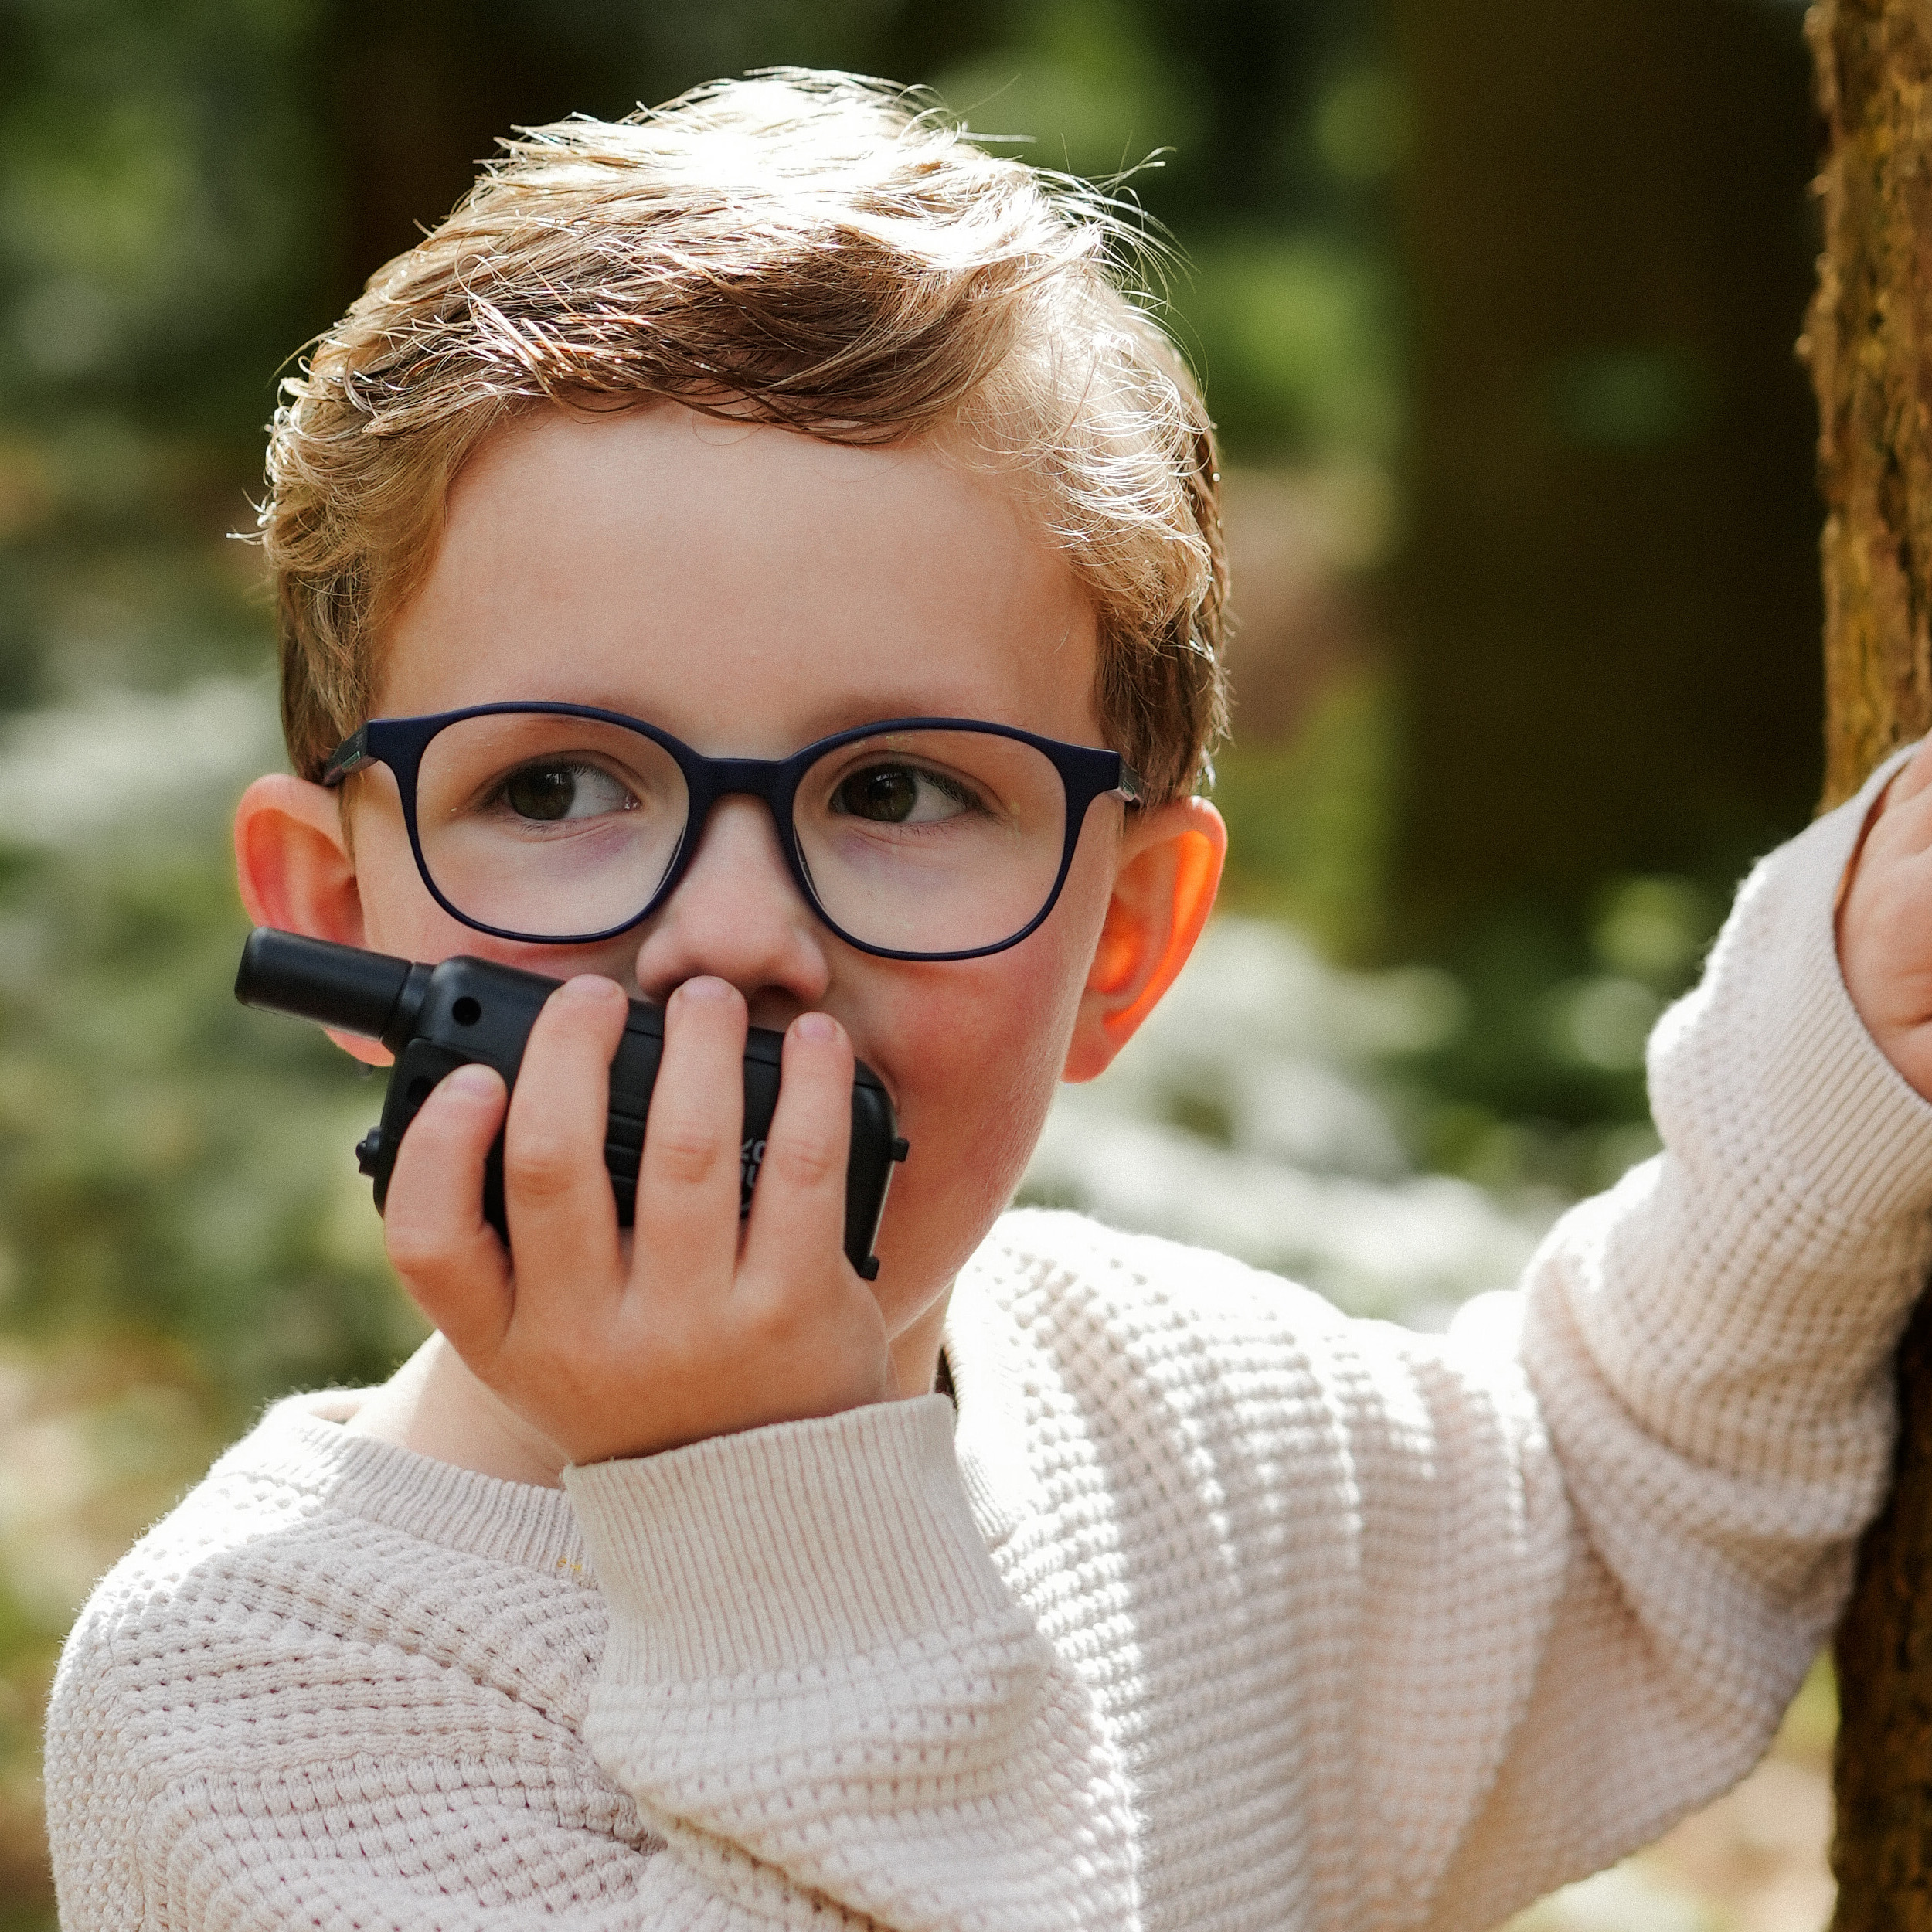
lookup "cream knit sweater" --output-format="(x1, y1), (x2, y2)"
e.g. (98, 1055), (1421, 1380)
(44, 760), (1932, 1932)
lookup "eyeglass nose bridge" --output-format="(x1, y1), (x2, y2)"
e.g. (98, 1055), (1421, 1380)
(699, 754), (797, 803)
(675, 750), (808, 849)
(659, 750), (816, 909)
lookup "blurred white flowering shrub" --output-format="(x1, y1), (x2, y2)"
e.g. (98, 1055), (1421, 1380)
(1023, 917), (1552, 1324)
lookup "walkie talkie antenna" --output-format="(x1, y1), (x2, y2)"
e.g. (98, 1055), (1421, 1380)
(236, 929), (432, 1053)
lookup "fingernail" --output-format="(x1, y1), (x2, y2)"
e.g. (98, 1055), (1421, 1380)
(560, 974), (623, 1003)
(447, 1064), (500, 1100)
(675, 975), (734, 1005)
(794, 1011), (838, 1042)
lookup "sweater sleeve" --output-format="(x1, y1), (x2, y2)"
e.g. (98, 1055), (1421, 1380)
(1417, 751), (1932, 1928)
(43, 1397), (1134, 1932)
(561, 1396), (1138, 1929)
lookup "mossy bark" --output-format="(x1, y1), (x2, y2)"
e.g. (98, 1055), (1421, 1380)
(1835, 1308), (1932, 1928)
(1809, 0), (1932, 812)
(1812, 5), (1932, 1927)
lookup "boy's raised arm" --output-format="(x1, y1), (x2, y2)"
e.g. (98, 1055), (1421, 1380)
(1406, 741), (1932, 1928)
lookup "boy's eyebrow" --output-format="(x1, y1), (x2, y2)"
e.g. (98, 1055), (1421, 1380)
(520, 691), (1050, 746)
(796, 696), (1039, 738)
(547, 618), (1092, 749)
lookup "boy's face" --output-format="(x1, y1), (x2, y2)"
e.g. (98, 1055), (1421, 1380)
(312, 403), (1196, 1348)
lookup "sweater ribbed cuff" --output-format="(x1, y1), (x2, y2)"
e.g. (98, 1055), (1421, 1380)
(1759, 886), (1932, 1226)
(564, 1394), (1010, 1682)
(1655, 743), (1932, 1229)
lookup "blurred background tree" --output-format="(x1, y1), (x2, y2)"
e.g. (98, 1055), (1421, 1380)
(0, 1), (1832, 1925)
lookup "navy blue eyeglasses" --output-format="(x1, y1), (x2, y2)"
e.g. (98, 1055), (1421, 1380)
(323, 703), (1142, 962)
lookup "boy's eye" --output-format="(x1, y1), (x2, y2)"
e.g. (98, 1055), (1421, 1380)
(495, 760), (636, 822)
(829, 761), (979, 825)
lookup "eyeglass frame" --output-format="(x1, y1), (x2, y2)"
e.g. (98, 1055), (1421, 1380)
(321, 701), (1145, 963)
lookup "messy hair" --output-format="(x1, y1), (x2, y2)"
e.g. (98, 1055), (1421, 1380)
(262, 70), (1228, 802)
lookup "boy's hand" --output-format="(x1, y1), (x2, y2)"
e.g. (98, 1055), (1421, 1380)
(1838, 736), (1932, 1104)
(381, 974), (896, 1464)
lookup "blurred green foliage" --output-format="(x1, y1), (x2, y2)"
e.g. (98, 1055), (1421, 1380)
(1213, 668), (1400, 954)
(0, 757), (415, 1402)
(1182, 236), (1401, 459)
(0, 0), (331, 716)
(1393, 872), (1724, 1203)
(1392, 0), (1821, 930)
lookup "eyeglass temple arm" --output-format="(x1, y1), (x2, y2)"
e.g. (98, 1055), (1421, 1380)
(321, 726), (374, 789)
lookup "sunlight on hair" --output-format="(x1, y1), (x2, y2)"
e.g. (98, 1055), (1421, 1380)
(260, 70), (1226, 805)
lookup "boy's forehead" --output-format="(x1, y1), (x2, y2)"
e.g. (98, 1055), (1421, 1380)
(456, 400), (895, 502)
(378, 404), (1105, 749)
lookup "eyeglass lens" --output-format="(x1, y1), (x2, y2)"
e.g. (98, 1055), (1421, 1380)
(411, 713), (1072, 952)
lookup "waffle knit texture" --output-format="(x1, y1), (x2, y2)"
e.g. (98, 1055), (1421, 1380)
(44, 754), (1932, 1932)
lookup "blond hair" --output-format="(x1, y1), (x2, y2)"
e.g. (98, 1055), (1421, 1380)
(262, 70), (1227, 801)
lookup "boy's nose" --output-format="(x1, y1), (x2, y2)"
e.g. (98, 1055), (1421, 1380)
(629, 796), (833, 1022)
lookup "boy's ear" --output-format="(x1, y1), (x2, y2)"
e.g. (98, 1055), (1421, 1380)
(1063, 796), (1226, 1083)
(233, 774), (389, 1066)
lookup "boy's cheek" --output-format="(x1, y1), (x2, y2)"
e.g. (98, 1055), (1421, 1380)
(338, 806), (449, 957)
(862, 931), (1091, 1296)
(867, 1056), (1056, 1321)
(345, 811), (605, 978)
(873, 920), (1089, 1114)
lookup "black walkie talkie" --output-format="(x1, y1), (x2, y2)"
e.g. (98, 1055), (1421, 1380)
(234, 929), (906, 1279)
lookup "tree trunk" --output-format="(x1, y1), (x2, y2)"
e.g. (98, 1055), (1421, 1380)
(1810, 5), (1932, 1926)
(1811, 0), (1932, 814)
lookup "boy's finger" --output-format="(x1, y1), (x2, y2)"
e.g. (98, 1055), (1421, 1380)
(1887, 734), (1932, 806)
(383, 1063), (515, 1366)
(1865, 737), (1932, 858)
(741, 1010), (855, 1285)
(634, 976), (746, 1293)
(502, 976), (628, 1320)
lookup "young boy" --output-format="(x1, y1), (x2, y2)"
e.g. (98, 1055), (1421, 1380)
(41, 70), (1932, 1932)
